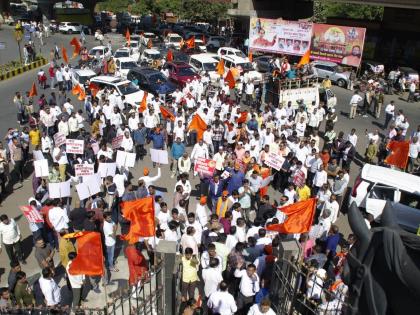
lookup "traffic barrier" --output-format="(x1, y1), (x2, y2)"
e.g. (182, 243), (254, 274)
(0, 57), (47, 81)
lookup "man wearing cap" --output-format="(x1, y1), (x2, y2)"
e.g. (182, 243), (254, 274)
(191, 139), (209, 176)
(215, 191), (231, 218)
(138, 167), (161, 189)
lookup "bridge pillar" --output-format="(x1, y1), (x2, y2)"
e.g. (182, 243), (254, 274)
(37, 0), (55, 20)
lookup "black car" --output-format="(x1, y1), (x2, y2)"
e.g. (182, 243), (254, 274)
(159, 47), (190, 63)
(127, 67), (176, 102)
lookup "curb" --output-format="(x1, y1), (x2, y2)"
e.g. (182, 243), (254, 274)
(0, 58), (48, 81)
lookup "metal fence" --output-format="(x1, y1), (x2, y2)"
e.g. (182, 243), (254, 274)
(270, 258), (349, 315)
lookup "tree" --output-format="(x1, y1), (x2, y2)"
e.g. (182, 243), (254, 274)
(180, 0), (230, 22)
(312, 0), (384, 22)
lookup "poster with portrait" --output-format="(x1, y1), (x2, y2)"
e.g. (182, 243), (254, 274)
(310, 24), (366, 67)
(249, 18), (313, 56)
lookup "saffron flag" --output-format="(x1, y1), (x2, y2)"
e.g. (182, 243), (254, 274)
(139, 92), (148, 113)
(185, 36), (195, 49)
(62, 46), (69, 64)
(166, 49), (173, 62)
(88, 82), (100, 98)
(70, 37), (81, 57)
(125, 28), (131, 46)
(77, 85), (86, 101)
(72, 84), (81, 96)
(66, 231), (104, 276)
(298, 49), (311, 67)
(216, 59), (225, 76)
(188, 114), (207, 141)
(160, 105), (175, 121)
(267, 198), (317, 234)
(29, 82), (37, 97)
(385, 140), (410, 169)
(236, 111), (248, 124)
(121, 197), (155, 244)
(225, 70), (236, 89)
(248, 52), (253, 62)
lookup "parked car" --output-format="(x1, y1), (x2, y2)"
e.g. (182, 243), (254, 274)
(160, 47), (190, 63)
(140, 49), (162, 67)
(206, 36), (226, 52)
(89, 46), (110, 59)
(59, 22), (81, 34)
(252, 55), (272, 73)
(127, 67), (177, 101)
(217, 47), (247, 59)
(163, 61), (200, 87)
(189, 54), (219, 83)
(164, 33), (183, 49)
(71, 69), (97, 89)
(193, 39), (207, 53)
(312, 61), (351, 88)
(114, 57), (138, 78)
(221, 55), (262, 84)
(349, 164), (420, 233)
(360, 60), (385, 76)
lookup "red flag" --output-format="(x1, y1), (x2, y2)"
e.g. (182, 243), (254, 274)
(29, 82), (37, 97)
(121, 197), (155, 244)
(248, 52), (253, 62)
(139, 92), (148, 113)
(236, 111), (248, 124)
(225, 70), (236, 89)
(70, 37), (81, 57)
(125, 28), (131, 46)
(160, 105), (175, 121)
(267, 198), (317, 234)
(71, 84), (81, 95)
(188, 114), (207, 141)
(298, 49), (311, 67)
(62, 46), (69, 64)
(185, 36), (195, 49)
(385, 140), (410, 169)
(88, 82), (100, 97)
(166, 49), (173, 62)
(66, 231), (104, 276)
(216, 59), (225, 76)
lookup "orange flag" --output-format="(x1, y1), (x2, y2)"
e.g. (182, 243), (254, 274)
(267, 198), (317, 234)
(201, 35), (206, 44)
(225, 70), (236, 89)
(298, 49), (311, 67)
(147, 38), (153, 49)
(385, 140), (410, 169)
(216, 59), (225, 76)
(78, 85), (86, 101)
(62, 46), (69, 64)
(160, 105), (175, 121)
(71, 84), (81, 95)
(70, 37), (81, 57)
(166, 49), (173, 62)
(66, 231), (104, 276)
(88, 82), (100, 98)
(188, 114), (207, 141)
(186, 36), (195, 49)
(121, 197), (155, 244)
(125, 28), (131, 46)
(236, 111), (248, 124)
(248, 51), (253, 62)
(139, 92), (148, 113)
(29, 82), (37, 97)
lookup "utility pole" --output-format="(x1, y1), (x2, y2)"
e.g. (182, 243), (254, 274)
(14, 23), (24, 63)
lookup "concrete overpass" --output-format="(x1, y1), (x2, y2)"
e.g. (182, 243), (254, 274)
(328, 0), (420, 9)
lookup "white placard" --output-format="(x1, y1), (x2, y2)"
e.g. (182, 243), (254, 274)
(66, 139), (84, 154)
(75, 173), (102, 200)
(98, 162), (117, 178)
(221, 170), (230, 179)
(33, 150), (45, 161)
(48, 180), (71, 199)
(116, 151), (136, 168)
(74, 163), (94, 177)
(150, 148), (169, 164)
(34, 159), (49, 177)
(75, 182), (90, 200)
(53, 132), (66, 147)
(264, 152), (285, 171)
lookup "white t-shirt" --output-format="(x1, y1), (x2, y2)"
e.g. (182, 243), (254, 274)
(103, 221), (116, 247)
(202, 267), (223, 297)
(247, 304), (276, 315)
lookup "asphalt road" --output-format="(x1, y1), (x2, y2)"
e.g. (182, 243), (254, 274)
(0, 27), (419, 306)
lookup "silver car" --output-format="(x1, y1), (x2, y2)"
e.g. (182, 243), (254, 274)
(312, 61), (351, 88)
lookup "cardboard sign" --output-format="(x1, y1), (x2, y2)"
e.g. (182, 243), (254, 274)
(116, 150), (136, 168)
(48, 180), (71, 199)
(33, 150), (45, 161)
(75, 173), (102, 200)
(264, 152), (285, 171)
(34, 159), (49, 177)
(150, 149), (169, 165)
(194, 158), (216, 178)
(53, 132), (66, 147)
(20, 205), (44, 223)
(221, 170), (230, 179)
(66, 139), (84, 155)
(98, 162), (117, 178)
(112, 135), (124, 150)
(75, 163), (94, 177)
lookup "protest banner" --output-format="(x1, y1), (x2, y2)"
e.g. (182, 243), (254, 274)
(194, 158), (216, 178)
(66, 139), (84, 154)
(116, 151), (136, 168)
(19, 205), (44, 223)
(48, 180), (71, 199)
(264, 152), (285, 171)
(150, 149), (169, 165)
(75, 164), (94, 177)
(98, 163), (117, 178)
(75, 173), (102, 200)
(53, 132), (66, 147)
(112, 135), (124, 150)
(34, 159), (49, 177)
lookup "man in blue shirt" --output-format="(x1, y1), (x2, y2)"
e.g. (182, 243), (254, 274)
(227, 162), (245, 194)
(170, 137), (185, 178)
(325, 225), (340, 259)
(133, 123), (148, 160)
(149, 127), (165, 167)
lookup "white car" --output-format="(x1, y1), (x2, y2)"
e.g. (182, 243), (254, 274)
(128, 40), (140, 54)
(59, 22), (81, 34)
(71, 69), (96, 88)
(90, 76), (150, 109)
(164, 33), (183, 49)
(194, 39), (207, 53)
(114, 57), (138, 78)
(217, 47), (247, 60)
(114, 47), (139, 62)
(140, 49), (162, 66)
(189, 54), (219, 83)
(89, 46), (110, 59)
(221, 55), (262, 84)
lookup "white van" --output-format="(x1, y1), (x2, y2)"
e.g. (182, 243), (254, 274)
(189, 54), (219, 83)
(349, 164), (420, 233)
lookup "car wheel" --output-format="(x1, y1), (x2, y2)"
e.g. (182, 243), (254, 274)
(67, 29), (73, 34)
(337, 79), (347, 88)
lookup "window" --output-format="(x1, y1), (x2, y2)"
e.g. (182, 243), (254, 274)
(369, 185), (395, 201)
(399, 191), (420, 209)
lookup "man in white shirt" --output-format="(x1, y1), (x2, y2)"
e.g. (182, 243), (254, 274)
(384, 101), (395, 129)
(103, 212), (117, 272)
(180, 226), (198, 255)
(234, 264), (260, 313)
(0, 215), (24, 264)
(138, 167), (161, 189)
(39, 267), (61, 306)
(346, 128), (358, 147)
(191, 140), (209, 175)
(48, 201), (69, 232)
(349, 90), (363, 119)
(202, 258), (223, 298)
(248, 299), (276, 315)
(408, 136), (419, 172)
(66, 252), (85, 307)
(52, 144), (68, 182)
(57, 116), (69, 137)
(245, 81), (255, 106)
(207, 281), (237, 315)
(322, 194), (340, 223)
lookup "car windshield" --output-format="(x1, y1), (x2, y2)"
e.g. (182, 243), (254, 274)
(203, 62), (217, 71)
(235, 51), (246, 58)
(237, 62), (253, 71)
(130, 42), (138, 48)
(170, 37), (182, 43)
(178, 67), (196, 76)
(149, 73), (168, 84)
(147, 53), (161, 60)
(114, 51), (129, 58)
(90, 49), (102, 55)
(78, 75), (95, 84)
(121, 61), (137, 69)
(116, 82), (139, 95)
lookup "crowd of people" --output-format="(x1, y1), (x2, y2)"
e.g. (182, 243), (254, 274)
(0, 27), (418, 315)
